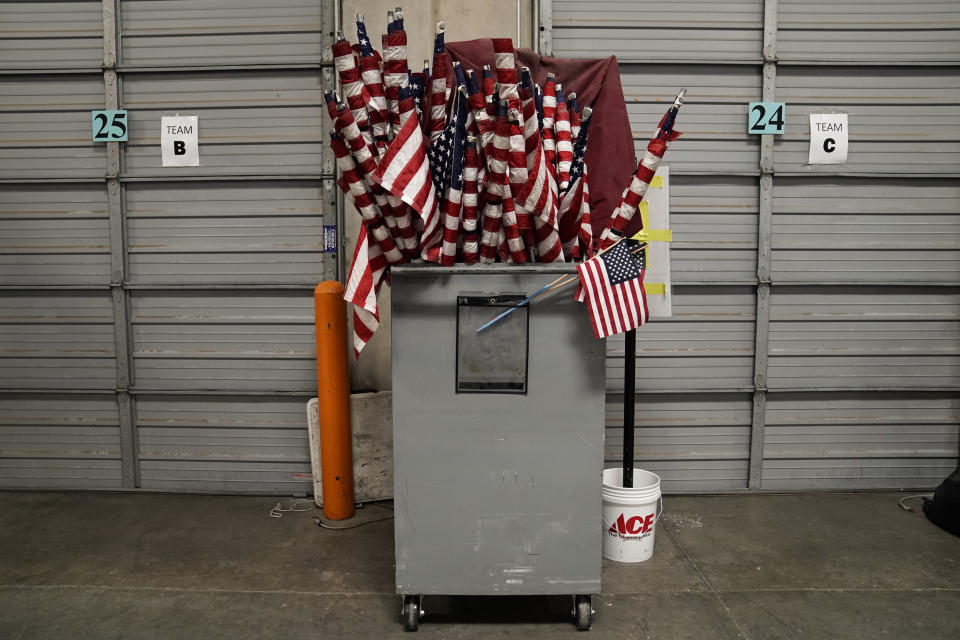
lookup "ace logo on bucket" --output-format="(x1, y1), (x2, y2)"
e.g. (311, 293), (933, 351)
(602, 468), (661, 562)
(607, 512), (655, 539)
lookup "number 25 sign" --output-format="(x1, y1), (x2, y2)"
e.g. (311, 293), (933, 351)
(747, 102), (785, 135)
(91, 110), (128, 142)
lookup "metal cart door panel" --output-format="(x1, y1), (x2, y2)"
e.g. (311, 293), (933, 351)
(392, 267), (605, 596)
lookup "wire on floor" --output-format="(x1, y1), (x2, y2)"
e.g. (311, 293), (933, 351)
(269, 498), (317, 518)
(897, 494), (932, 513)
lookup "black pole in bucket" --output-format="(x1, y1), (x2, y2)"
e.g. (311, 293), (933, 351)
(623, 328), (636, 488)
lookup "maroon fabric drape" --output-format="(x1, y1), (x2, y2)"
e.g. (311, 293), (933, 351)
(446, 39), (639, 239)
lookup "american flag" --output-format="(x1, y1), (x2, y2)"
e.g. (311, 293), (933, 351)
(358, 54), (389, 151)
(568, 92), (581, 140)
(554, 84), (573, 190)
(518, 69), (562, 262)
(466, 69), (494, 155)
(486, 102), (525, 263)
(428, 27), (447, 141)
(382, 29), (409, 136)
(559, 106), (592, 259)
(576, 164), (594, 258)
(432, 88), (469, 265)
(576, 238), (648, 339)
(344, 224), (388, 359)
(355, 14), (375, 58)
(329, 16), (683, 356)
(373, 106), (440, 262)
(330, 133), (404, 266)
(481, 65), (496, 117)
(332, 39), (371, 141)
(493, 38), (520, 105)
(460, 139), (481, 263)
(599, 90), (684, 250)
(534, 84), (544, 137)
(541, 74), (557, 176)
(354, 15), (389, 152)
(408, 65), (427, 118)
(427, 87), (467, 198)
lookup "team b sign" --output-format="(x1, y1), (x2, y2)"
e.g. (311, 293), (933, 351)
(808, 113), (848, 165)
(161, 115), (199, 167)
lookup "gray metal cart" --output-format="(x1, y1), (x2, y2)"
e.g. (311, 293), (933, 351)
(391, 265), (605, 631)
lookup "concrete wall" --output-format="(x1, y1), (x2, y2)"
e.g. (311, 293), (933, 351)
(344, 1), (535, 392)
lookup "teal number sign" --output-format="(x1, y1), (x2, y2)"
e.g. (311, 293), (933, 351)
(747, 102), (785, 135)
(91, 110), (128, 142)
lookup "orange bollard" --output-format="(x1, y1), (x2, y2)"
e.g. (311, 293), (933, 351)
(314, 281), (355, 520)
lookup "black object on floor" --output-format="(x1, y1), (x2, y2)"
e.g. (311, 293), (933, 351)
(923, 466), (960, 537)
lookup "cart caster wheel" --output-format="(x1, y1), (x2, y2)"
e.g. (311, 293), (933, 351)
(402, 595), (421, 632)
(575, 594), (592, 631)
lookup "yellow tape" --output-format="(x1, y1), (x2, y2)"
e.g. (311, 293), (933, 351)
(628, 185), (669, 297)
(630, 202), (672, 244)
(645, 229), (673, 242)
(632, 228), (673, 243)
(644, 282), (667, 295)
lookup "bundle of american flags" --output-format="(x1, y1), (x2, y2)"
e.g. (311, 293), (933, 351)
(329, 10), (683, 355)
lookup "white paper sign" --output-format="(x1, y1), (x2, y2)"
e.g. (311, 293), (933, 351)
(808, 113), (848, 164)
(161, 115), (199, 167)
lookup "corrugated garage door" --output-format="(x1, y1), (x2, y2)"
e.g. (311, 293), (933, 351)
(547, 0), (959, 491)
(2, 0), (957, 495)
(1, 0), (337, 493)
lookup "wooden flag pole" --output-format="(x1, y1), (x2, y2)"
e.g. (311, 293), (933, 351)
(623, 328), (637, 488)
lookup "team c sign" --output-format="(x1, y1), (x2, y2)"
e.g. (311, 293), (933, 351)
(809, 113), (848, 164)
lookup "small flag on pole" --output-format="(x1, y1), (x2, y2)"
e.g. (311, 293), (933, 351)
(576, 238), (649, 339)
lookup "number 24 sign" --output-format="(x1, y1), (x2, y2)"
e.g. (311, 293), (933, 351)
(91, 110), (128, 142)
(747, 102), (785, 135)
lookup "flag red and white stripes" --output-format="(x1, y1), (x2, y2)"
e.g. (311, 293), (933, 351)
(330, 133), (404, 265)
(344, 224), (389, 358)
(358, 55), (390, 149)
(541, 74), (558, 176)
(328, 21), (683, 356)
(599, 98), (683, 250)
(332, 40), (372, 138)
(374, 113), (441, 262)
(460, 140), (481, 263)
(523, 141), (562, 262)
(569, 92), (581, 141)
(382, 31), (409, 135)
(576, 239), (648, 340)
(428, 27), (448, 142)
(493, 38), (520, 105)
(559, 168), (588, 259)
(555, 84), (574, 190)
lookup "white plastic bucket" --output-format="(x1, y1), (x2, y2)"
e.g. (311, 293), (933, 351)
(601, 467), (662, 563)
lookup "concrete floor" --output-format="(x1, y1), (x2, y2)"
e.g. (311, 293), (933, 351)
(0, 492), (957, 639)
